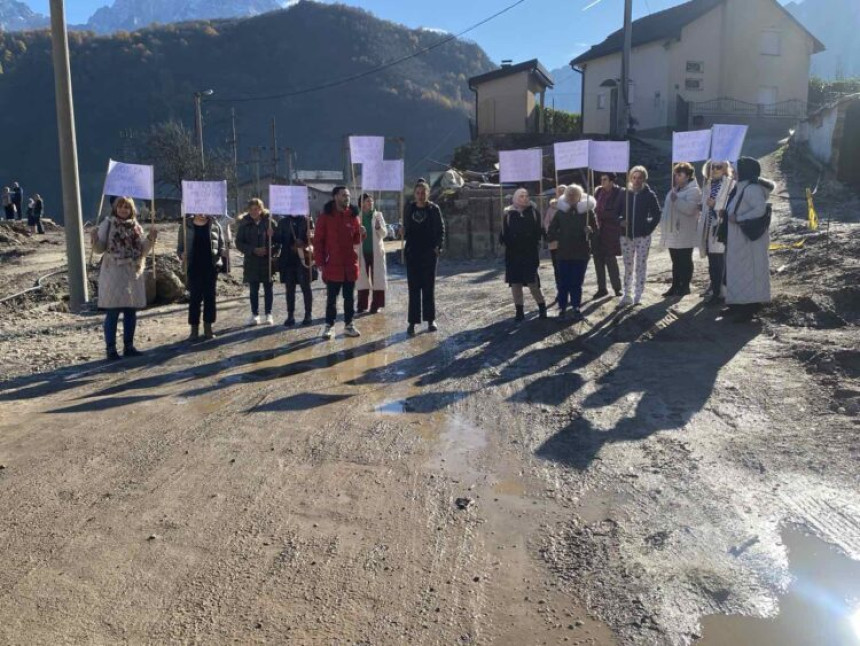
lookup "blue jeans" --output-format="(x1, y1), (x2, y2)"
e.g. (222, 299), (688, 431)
(104, 308), (137, 350)
(557, 259), (589, 311)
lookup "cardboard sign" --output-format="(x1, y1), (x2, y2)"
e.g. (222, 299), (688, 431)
(269, 185), (310, 216)
(182, 180), (228, 215)
(554, 140), (591, 171)
(361, 159), (404, 192)
(499, 149), (543, 183)
(349, 136), (385, 164)
(672, 129), (712, 163)
(104, 159), (154, 200)
(710, 124), (748, 162)
(588, 141), (630, 172)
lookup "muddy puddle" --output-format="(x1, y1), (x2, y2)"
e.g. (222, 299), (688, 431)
(698, 526), (860, 645)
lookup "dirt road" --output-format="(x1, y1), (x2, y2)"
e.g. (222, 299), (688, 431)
(0, 145), (858, 645)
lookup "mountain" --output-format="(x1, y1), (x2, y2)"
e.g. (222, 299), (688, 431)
(0, 0), (48, 31)
(87, 0), (287, 34)
(785, 0), (860, 78)
(545, 65), (582, 114)
(0, 1), (494, 221)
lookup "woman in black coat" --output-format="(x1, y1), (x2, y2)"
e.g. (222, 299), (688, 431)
(275, 213), (314, 326)
(500, 188), (548, 321)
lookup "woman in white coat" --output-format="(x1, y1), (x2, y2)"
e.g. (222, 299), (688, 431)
(660, 162), (702, 297)
(356, 193), (388, 313)
(725, 156), (774, 322)
(696, 160), (734, 305)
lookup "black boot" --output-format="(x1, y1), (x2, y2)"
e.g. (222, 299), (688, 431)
(106, 345), (120, 361)
(203, 322), (215, 339)
(515, 305), (525, 322)
(301, 312), (313, 326)
(123, 346), (144, 357)
(538, 303), (548, 319)
(284, 313), (296, 327)
(187, 325), (200, 342)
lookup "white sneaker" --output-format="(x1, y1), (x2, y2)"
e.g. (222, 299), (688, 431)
(344, 323), (361, 338)
(320, 324), (334, 339)
(247, 314), (261, 326)
(633, 295), (642, 306)
(264, 313), (274, 325)
(618, 295), (633, 307)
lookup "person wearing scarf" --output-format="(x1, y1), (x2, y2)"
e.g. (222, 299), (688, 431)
(178, 213), (225, 341)
(696, 160), (734, 305)
(356, 193), (388, 315)
(90, 196), (157, 360)
(543, 184), (566, 304)
(501, 188), (548, 322)
(547, 185), (597, 320)
(724, 156), (774, 322)
(660, 162), (702, 297)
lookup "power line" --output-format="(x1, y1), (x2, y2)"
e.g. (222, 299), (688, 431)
(210, 0), (529, 104)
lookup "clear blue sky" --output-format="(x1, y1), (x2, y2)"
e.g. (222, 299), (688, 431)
(26, 0), (791, 70)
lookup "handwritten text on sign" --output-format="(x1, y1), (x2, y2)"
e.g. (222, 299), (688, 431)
(104, 159), (154, 200)
(553, 140), (591, 171)
(710, 124), (748, 162)
(499, 149), (542, 183)
(269, 185), (310, 216)
(588, 141), (630, 172)
(349, 136), (385, 165)
(182, 180), (228, 216)
(362, 159), (404, 192)
(672, 130), (712, 163)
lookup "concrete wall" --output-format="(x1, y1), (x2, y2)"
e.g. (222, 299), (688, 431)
(581, 54), (620, 135)
(476, 72), (530, 135)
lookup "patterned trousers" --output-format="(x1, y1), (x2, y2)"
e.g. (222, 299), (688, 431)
(620, 235), (652, 302)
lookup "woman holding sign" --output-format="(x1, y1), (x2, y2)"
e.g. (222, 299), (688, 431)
(236, 198), (277, 326)
(697, 160), (734, 305)
(620, 166), (661, 306)
(90, 197), (157, 359)
(501, 188), (548, 322)
(592, 173), (624, 299)
(178, 213), (225, 340)
(660, 162), (702, 297)
(275, 211), (314, 326)
(547, 185), (596, 320)
(356, 193), (388, 314)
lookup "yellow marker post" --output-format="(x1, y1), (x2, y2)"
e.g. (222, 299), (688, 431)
(806, 188), (819, 231)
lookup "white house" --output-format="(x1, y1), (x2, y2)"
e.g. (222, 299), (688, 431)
(571, 0), (825, 135)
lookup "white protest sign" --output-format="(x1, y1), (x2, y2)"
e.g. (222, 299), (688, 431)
(181, 180), (228, 215)
(710, 124), (748, 162)
(362, 159), (404, 192)
(672, 130), (712, 163)
(553, 140), (591, 171)
(269, 185), (310, 216)
(349, 136), (385, 164)
(588, 141), (630, 172)
(104, 159), (154, 200)
(499, 149), (542, 183)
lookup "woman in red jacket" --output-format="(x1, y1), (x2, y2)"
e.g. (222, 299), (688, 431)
(313, 186), (366, 339)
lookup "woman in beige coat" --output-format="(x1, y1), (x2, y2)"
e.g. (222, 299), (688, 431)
(356, 193), (388, 313)
(660, 162), (702, 297)
(91, 197), (157, 360)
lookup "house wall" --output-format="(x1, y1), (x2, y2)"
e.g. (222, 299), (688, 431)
(476, 72), (530, 135)
(580, 54), (619, 135)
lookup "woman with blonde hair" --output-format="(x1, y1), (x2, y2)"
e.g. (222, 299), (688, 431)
(619, 165), (661, 306)
(236, 197), (277, 325)
(90, 196), (158, 359)
(697, 160), (734, 305)
(547, 184), (596, 320)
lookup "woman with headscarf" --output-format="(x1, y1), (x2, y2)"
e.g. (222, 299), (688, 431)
(403, 179), (445, 336)
(90, 197), (158, 359)
(501, 188), (548, 321)
(724, 156), (774, 321)
(696, 160), (734, 305)
(660, 162), (702, 297)
(547, 184), (596, 320)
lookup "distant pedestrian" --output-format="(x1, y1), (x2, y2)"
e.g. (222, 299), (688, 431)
(501, 187), (548, 322)
(592, 172), (623, 299)
(275, 210), (314, 327)
(235, 198), (277, 326)
(178, 213), (224, 341)
(548, 184), (596, 320)
(697, 160), (734, 305)
(403, 179), (445, 336)
(314, 186), (366, 339)
(90, 197), (158, 360)
(12, 182), (23, 221)
(660, 162), (702, 297)
(2, 187), (16, 221)
(356, 193), (388, 314)
(619, 166), (661, 306)
(543, 184), (566, 303)
(28, 194), (44, 235)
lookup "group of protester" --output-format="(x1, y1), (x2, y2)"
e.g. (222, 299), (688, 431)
(507, 155), (773, 323)
(2, 182), (44, 235)
(89, 155), (773, 359)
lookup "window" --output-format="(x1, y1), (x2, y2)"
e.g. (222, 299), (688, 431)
(760, 30), (781, 56)
(686, 61), (704, 74)
(597, 93), (607, 110)
(685, 78), (704, 91)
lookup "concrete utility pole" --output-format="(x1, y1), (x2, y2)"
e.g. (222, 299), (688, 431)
(231, 108), (240, 214)
(194, 89), (214, 171)
(619, 0), (633, 137)
(49, 0), (88, 311)
(271, 117), (279, 179)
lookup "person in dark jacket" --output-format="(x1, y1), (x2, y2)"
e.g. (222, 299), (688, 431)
(2, 187), (16, 220)
(11, 182), (23, 221)
(548, 185), (597, 320)
(275, 212), (314, 327)
(592, 172), (623, 299)
(177, 214), (224, 341)
(314, 186), (366, 339)
(619, 166), (661, 306)
(501, 188), (548, 321)
(403, 178), (445, 336)
(235, 198), (277, 326)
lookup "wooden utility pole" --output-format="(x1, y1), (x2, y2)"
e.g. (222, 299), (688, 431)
(231, 108), (240, 215)
(271, 117), (279, 179)
(49, 0), (88, 311)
